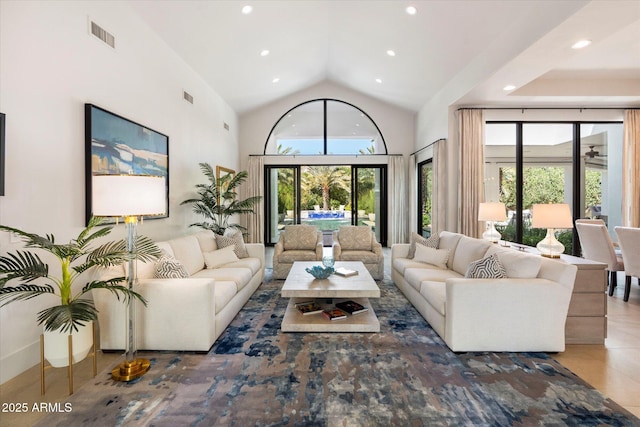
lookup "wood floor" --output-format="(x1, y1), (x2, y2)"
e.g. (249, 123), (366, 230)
(1, 254), (639, 425)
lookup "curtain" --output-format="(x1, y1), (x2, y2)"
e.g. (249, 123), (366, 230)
(244, 156), (264, 243)
(457, 109), (485, 238)
(623, 109), (640, 227)
(432, 138), (447, 235)
(388, 155), (408, 245)
(408, 154), (417, 238)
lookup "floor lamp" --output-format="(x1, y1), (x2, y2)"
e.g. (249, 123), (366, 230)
(532, 203), (573, 258)
(92, 174), (166, 381)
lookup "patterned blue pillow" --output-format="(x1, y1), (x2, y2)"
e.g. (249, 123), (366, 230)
(154, 255), (190, 278)
(465, 253), (507, 279)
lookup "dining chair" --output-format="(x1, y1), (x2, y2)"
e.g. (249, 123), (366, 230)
(575, 219), (624, 296)
(614, 227), (640, 302)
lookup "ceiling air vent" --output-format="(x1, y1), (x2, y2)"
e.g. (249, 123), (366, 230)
(183, 91), (194, 104)
(90, 21), (115, 48)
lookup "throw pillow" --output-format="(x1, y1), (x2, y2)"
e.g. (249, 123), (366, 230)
(154, 255), (190, 279)
(203, 246), (239, 269)
(216, 230), (249, 258)
(408, 232), (440, 259)
(465, 253), (507, 279)
(413, 244), (449, 269)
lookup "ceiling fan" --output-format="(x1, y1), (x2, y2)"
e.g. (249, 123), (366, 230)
(585, 145), (607, 158)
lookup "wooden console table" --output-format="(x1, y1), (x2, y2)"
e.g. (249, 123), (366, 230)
(507, 244), (608, 344)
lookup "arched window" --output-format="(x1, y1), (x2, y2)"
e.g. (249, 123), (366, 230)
(264, 99), (387, 155)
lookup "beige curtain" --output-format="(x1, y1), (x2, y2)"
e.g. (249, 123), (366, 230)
(244, 156), (264, 243)
(388, 155), (408, 245)
(409, 153), (417, 240)
(457, 109), (485, 238)
(432, 138), (447, 235)
(623, 109), (640, 227)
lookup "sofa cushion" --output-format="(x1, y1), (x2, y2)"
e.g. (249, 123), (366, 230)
(438, 231), (463, 270)
(393, 257), (436, 275)
(278, 250), (319, 263)
(216, 230), (249, 259)
(195, 230), (218, 253)
(192, 267), (253, 292)
(224, 257), (262, 275)
(339, 250), (380, 264)
(407, 232), (440, 258)
(420, 281), (446, 316)
(404, 267), (462, 291)
(486, 246), (542, 278)
(168, 235), (205, 275)
(414, 244), (450, 269)
(338, 226), (372, 250)
(154, 255), (190, 279)
(451, 236), (491, 276)
(203, 246), (239, 269)
(465, 253), (507, 279)
(213, 281), (237, 314)
(283, 225), (318, 250)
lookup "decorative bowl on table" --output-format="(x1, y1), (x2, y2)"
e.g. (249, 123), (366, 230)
(305, 265), (334, 279)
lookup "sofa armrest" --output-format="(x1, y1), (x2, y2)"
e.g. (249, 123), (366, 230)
(372, 240), (383, 255)
(315, 231), (324, 260)
(391, 243), (410, 260)
(444, 278), (573, 352)
(245, 243), (265, 267)
(332, 241), (342, 259)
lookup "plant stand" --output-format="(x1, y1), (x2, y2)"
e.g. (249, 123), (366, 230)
(40, 322), (97, 395)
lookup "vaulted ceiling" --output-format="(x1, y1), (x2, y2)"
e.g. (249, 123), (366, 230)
(128, 0), (640, 114)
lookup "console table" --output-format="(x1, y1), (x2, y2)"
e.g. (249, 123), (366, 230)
(508, 243), (608, 344)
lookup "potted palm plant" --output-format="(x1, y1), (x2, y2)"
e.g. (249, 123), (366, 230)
(181, 162), (261, 235)
(0, 216), (162, 366)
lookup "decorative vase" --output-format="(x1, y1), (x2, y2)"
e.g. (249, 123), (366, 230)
(43, 321), (94, 368)
(322, 256), (335, 268)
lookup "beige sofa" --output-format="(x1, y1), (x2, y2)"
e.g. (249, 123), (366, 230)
(93, 230), (264, 352)
(392, 231), (577, 352)
(273, 225), (323, 279)
(332, 225), (384, 280)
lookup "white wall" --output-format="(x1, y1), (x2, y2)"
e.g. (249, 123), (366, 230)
(0, 1), (239, 383)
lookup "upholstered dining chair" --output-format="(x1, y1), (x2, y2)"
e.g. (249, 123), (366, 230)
(272, 225), (323, 279)
(575, 219), (624, 296)
(332, 225), (384, 280)
(614, 227), (640, 302)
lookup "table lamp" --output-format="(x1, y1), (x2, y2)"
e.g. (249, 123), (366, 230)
(531, 203), (573, 258)
(478, 202), (507, 243)
(92, 174), (166, 381)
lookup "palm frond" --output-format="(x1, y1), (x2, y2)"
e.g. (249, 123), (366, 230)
(82, 279), (147, 306)
(198, 162), (216, 181)
(0, 251), (49, 286)
(0, 284), (56, 306)
(37, 299), (98, 333)
(0, 225), (56, 250)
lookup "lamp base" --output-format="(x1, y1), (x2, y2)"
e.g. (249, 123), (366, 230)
(536, 228), (564, 258)
(111, 358), (150, 382)
(482, 222), (501, 243)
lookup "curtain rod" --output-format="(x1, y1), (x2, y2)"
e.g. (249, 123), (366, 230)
(457, 107), (638, 112)
(249, 153), (402, 157)
(410, 138), (446, 157)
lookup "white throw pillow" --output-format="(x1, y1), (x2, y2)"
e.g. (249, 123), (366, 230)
(414, 244), (450, 269)
(408, 232), (440, 259)
(465, 253), (507, 279)
(204, 246), (239, 269)
(154, 255), (190, 279)
(216, 229), (249, 258)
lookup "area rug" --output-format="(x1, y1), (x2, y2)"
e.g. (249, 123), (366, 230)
(37, 273), (639, 426)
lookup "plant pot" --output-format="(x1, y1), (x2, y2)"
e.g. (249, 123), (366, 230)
(43, 321), (93, 368)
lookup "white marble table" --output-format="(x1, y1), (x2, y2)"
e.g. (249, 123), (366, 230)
(281, 261), (380, 332)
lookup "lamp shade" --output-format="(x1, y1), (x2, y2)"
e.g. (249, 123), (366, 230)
(92, 174), (166, 217)
(531, 203), (573, 229)
(478, 202), (507, 221)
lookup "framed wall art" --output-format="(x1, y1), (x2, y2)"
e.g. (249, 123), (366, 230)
(85, 104), (169, 223)
(0, 112), (5, 196)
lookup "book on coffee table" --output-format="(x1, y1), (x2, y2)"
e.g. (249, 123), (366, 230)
(334, 267), (358, 277)
(335, 300), (368, 315)
(295, 301), (323, 315)
(322, 308), (347, 321)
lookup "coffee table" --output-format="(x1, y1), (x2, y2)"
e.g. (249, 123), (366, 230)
(280, 261), (380, 332)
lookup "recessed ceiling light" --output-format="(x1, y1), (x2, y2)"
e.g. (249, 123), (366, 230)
(375, 78), (382, 84)
(260, 49), (270, 57)
(503, 84), (516, 91)
(386, 50), (396, 57)
(272, 77), (280, 83)
(572, 39), (592, 49)
(241, 5), (253, 14)
(406, 6), (417, 15)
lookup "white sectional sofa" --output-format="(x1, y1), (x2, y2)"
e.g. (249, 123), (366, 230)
(93, 230), (264, 352)
(392, 231), (577, 352)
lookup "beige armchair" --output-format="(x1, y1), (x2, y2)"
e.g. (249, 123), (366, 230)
(273, 225), (323, 279)
(614, 227), (640, 302)
(575, 219), (624, 295)
(332, 225), (384, 280)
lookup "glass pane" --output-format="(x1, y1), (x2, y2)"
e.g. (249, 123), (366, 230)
(268, 167), (297, 244)
(268, 100), (324, 155)
(419, 161), (433, 237)
(580, 123), (623, 240)
(300, 166), (351, 232)
(523, 123), (574, 254)
(356, 167), (382, 242)
(485, 123), (516, 243)
(326, 100), (382, 154)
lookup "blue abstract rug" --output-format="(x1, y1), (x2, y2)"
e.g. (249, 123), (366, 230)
(36, 273), (639, 426)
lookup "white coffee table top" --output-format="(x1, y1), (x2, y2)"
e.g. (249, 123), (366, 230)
(281, 261), (380, 299)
